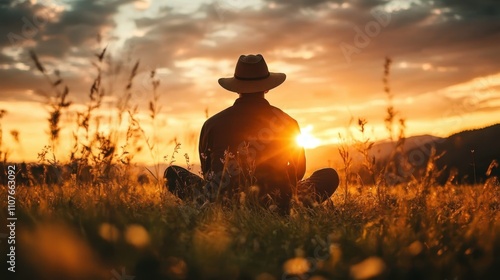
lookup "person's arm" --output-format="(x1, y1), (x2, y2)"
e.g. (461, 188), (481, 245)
(199, 122), (211, 178)
(295, 145), (306, 180)
(288, 121), (306, 181)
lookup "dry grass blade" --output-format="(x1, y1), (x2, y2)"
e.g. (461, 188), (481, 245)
(59, 86), (71, 107)
(126, 61), (140, 90)
(90, 76), (101, 100)
(131, 61), (139, 77)
(95, 46), (107, 62)
(29, 50), (45, 73)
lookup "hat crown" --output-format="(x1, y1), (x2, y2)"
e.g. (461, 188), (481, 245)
(218, 54), (286, 93)
(234, 54), (270, 80)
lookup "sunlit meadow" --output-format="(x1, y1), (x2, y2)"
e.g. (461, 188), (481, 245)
(1, 51), (500, 280)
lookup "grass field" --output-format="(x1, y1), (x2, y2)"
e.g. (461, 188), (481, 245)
(1, 53), (499, 280)
(1, 173), (500, 280)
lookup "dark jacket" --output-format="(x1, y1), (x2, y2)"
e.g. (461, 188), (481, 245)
(199, 96), (306, 205)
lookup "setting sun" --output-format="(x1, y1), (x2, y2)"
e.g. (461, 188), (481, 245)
(296, 125), (321, 149)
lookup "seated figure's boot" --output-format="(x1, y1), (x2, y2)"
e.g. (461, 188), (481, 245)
(298, 168), (340, 206)
(165, 166), (183, 199)
(165, 165), (207, 202)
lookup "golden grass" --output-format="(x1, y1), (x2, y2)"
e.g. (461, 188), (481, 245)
(0, 51), (498, 280)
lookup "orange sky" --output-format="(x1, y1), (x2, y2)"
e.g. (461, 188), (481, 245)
(1, 0), (499, 173)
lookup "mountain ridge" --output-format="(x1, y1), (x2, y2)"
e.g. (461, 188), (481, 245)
(306, 123), (500, 184)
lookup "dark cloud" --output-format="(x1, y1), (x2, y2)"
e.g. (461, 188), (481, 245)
(38, 0), (134, 58)
(0, 0), (133, 57)
(126, 11), (209, 67)
(0, 0), (134, 102)
(0, 0), (46, 48)
(436, 0), (500, 19)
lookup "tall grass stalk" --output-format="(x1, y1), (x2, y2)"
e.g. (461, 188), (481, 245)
(29, 51), (72, 153)
(338, 132), (352, 205)
(0, 109), (8, 162)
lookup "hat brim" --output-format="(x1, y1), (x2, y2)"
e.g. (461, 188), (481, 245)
(218, 72), (286, 93)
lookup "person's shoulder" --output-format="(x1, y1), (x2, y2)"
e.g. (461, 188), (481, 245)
(269, 104), (286, 114)
(268, 104), (298, 123)
(203, 106), (234, 126)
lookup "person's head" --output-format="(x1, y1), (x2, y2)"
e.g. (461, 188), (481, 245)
(218, 54), (286, 95)
(238, 90), (268, 98)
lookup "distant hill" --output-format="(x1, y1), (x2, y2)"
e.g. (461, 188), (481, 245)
(369, 135), (443, 160)
(306, 124), (500, 185)
(305, 134), (442, 172)
(433, 123), (500, 184)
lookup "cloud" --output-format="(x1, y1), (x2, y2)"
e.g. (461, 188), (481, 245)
(38, 0), (134, 57)
(435, 0), (500, 19)
(4, 0), (495, 105)
(0, 0), (135, 101)
(0, 0), (42, 48)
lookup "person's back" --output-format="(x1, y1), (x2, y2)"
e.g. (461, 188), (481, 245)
(165, 54), (339, 214)
(200, 93), (305, 209)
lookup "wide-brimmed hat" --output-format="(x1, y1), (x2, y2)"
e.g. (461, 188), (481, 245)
(218, 54), (286, 93)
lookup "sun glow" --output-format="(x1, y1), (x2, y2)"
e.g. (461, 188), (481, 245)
(296, 125), (321, 149)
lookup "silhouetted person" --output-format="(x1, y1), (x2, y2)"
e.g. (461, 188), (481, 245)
(165, 54), (339, 213)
